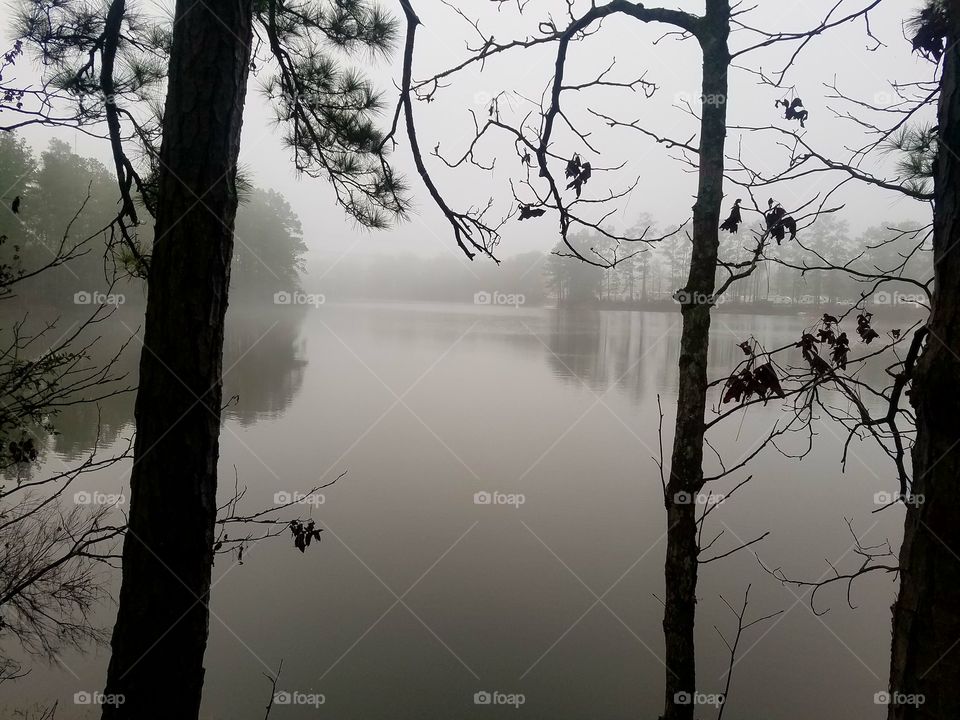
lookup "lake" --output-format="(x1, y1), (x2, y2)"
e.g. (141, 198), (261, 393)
(3, 301), (904, 719)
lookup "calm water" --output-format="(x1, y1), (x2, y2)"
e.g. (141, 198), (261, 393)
(4, 302), (904, 719)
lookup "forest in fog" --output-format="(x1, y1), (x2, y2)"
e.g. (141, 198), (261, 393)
(1, 133), (929, 310)
(0, 1), (957, 720)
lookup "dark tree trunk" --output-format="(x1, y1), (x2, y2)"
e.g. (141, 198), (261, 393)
(101, 0), (253, 717)
(661, 4), (729, 719)
(887, 4), (960, 718)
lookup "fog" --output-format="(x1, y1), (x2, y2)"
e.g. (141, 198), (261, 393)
(3, 0), (934, 268)
(0, 1), (944, 718)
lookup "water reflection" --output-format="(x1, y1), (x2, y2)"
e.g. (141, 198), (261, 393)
(0, 304), (311, 460)
(539, 308), (899, 407)
(221, 307), (309, 427)
(2, 301), (912, 466)
(3, 302), (903, 720)
(543, 310), (673, 404)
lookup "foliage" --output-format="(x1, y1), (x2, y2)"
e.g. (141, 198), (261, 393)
(233, 188), (308, 293)
(0, 132), (310, 300)
(12, 0), (408, 254)
(883, 124), (938, 195)
(907, 0), (949, 62)
(543, 238), (603, 304)
(0, 147), (131, 683)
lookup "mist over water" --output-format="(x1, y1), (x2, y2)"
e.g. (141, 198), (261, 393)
(0, 0), (941, 714)
(4, 301), (902, 719)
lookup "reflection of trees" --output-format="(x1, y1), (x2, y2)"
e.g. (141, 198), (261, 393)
(45, 318), (139, 461)
(545, 309), (606, 386)
(541, 310), (900, 411)
(41, 309), (309, 455)
(544, 310), (656, 404)
(49, 390), (135, 462)
(222, 310), (308, 426)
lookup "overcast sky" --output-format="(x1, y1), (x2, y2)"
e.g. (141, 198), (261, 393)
(3, 0), (937, 270)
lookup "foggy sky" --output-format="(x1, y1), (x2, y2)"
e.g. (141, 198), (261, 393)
(1, 0), (936, 273)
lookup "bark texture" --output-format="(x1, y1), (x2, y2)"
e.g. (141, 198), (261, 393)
(100, 0), (253, 716)
(661, 4), (730, 719)
(887, 3), (960, 718)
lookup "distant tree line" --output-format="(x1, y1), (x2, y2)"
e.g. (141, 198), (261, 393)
(0, 132), (307, 305)
(0, 129), (925, 314)
(555, 218), (930, 308)
(308, 217), (930, 311)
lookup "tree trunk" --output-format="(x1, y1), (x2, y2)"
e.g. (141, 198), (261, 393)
(101, 0), (253, 717)
(661, 4), (729, 719)
(887, 4), (960, 718)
